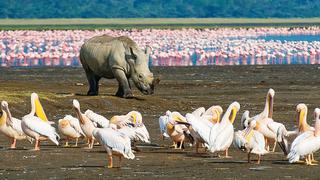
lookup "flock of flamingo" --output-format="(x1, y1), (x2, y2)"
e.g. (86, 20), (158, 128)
(1, 27), (320, 67)
(1, 89), (320, 168)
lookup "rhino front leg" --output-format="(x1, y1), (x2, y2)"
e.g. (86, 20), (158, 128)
(86, 72), (101, 96)
(112, 69), (133, 98)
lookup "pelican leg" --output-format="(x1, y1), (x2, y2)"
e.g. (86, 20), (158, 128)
(178, 141), (184, 149)
(247, 153), (251, 163)
(256, 155), (261, 164)
(265, 138), (270, 151)
(225, 148), (232, 158)
(34, 139), (40, 151)
(308, 154), (318, 166)
(305, 156), (310, 165)
(311, 153), (318, 163)
(89, 138), (94, 149)
(64, 137), (69, 147)
(74, 138), (78, 147)
(10, 138), (17, 149)
(272, 140), (277, 152)
(173, 142), (177, 149)
(107, 155), (113, 168)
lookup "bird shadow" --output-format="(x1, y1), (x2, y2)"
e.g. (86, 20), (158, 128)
(144, 149), (189, 154)
(208, 160), (249, 164)
(62, 165), (105, 169)
(272, 160), (293, 165)
(110, 95), (146, 101)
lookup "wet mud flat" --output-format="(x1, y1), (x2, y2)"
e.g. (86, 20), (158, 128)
(0, 65), (319, 179)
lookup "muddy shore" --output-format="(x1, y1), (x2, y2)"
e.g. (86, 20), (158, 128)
(0, 65), (319, 179)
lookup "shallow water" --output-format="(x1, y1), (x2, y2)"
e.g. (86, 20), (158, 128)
(258, 34), (320, 42)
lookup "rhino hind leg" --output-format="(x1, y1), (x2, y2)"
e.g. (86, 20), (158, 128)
(86, 72), (101, 96)
(112, 69), (133, 98)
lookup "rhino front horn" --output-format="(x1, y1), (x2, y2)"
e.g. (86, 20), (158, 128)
(152, 77), (160, 85)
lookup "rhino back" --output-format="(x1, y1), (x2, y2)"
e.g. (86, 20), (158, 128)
(80, 35), (129, 78)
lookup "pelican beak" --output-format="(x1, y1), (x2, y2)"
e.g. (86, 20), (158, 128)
(244, 126), (254, 141)
(35, 96), (48, 122)
(268, 96), (273, 118)
(229, 107), (237, 124)
(0, 110), (7, 126)
(131, 113), (137, 125)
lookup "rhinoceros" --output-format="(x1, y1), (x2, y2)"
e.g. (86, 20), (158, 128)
(79, 35), (159, 98)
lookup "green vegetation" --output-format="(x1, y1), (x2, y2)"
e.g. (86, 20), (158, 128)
(1, 18), (320, 30)
(1, 0), (320, 18)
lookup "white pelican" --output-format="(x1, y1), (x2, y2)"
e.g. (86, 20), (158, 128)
(0, 101), (31, 148)
(93, 127), (135, 168)
(286, 103), (316, 161)
(208, 102), (240, 157)
(243, 109), (290, 154)
(58, 115), (85, 147)
(72, 99), (95, 149)
(166, 111), (193, 149)
(21, 93), (59, 150)
(245, 89), (290, 153)
(84, 110), (109, 128)
(184, 102), (239, 157)
(110, 111), (150, 144)
(287, 108), (320, 165)
(234, 120), (268, 164)
(188, 106), (223, 153)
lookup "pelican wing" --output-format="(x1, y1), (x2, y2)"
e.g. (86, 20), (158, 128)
(10, 117), (24, 135)
(22, 115), (59, 145)
(233, 130), (246, 150)
(134, 125), (150, 143)
(117, 126), (136, 140)
(159, 115), (169, 137)
(251, 131), (268, 155)
(210, 124), (234, 152)
(290, 131), (313, 151)
(93, 128), (134, 159)
(85, 110), (109, 128)
(110, 115), (131, 128)
(185, 113), (214, 145)
(64, 115), (85, 137)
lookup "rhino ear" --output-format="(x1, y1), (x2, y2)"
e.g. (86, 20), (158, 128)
(130, 47), (137, 59)
(145, 46), (152, 55)
(125, 47), (137, 65)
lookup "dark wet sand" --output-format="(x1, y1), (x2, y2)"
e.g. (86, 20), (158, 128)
(0, 65), (319, 179)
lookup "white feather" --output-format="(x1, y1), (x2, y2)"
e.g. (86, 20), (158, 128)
(93, 128), (135, 159)
(63, 115), (85, 137)
(159, 115), (169, 137)
(22, 115), (59, 145)
(85, 110), (109, 128)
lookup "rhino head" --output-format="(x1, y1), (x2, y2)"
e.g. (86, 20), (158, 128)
(125, 46), (160, 95)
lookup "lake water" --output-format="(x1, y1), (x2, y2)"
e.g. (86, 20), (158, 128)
(1, 34), (320, 67)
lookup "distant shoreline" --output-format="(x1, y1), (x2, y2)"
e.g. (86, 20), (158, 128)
(1, 18), (320, 30)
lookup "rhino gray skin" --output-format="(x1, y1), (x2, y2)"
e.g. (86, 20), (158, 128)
(80, 35), (159, 98)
